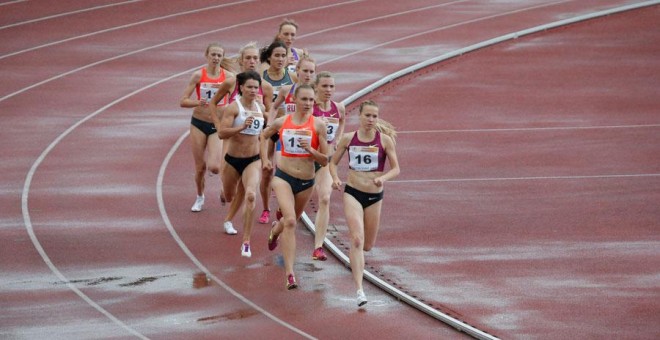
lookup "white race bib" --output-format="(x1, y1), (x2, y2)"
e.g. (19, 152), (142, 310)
(282, 129), (312, 155)
(325, 117), (339, 143)
(240, 111), (264, 136)
(200, 82), (218, 101)
(285, 103), (296, 114)
(349, 146), (378, 171)
(200, 82), (226, 105)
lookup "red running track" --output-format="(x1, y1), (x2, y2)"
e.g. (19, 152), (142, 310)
(319, 4), (659, 339)
(1, 0), (657, 339)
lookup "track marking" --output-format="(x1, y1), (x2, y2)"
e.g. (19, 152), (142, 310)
(321, 0), (572, 65)
(1, 0), (470, 61)
(344, 0), (660, 104)
(398, 124), (660, 134)
(302, 0), (470, 39)
(19, 1), (659, 338)
(389, 173), (660, 184)
(0, 0), (142, 30)
(303, 2), (660, 339)
(21, 59), (316, 338)
(0, 0), (576, 105)
(0, 0), (254, 60)
(0, 0), (27, 7)
(157, 131), (317, 340)
(17, 64), (188, 340)
(17, 2), (371, 337)
(0, 0), (362, 103)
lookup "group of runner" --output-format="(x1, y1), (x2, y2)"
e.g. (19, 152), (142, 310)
(179, 19), (400, 307)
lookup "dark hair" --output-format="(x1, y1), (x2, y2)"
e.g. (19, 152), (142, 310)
(278, 18), (299, 32)
(236, 70), (261, 95)
(259, 39), (288, 64)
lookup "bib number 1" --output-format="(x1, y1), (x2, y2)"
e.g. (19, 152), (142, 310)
(282, 129), (312, 155)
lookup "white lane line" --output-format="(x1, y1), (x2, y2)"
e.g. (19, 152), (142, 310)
(343, 0), (660, 105)
(0, 0), (362, 103)
(302, 0), (470, 39)
(398, 124), (660, 134)
(0, 0), (27, 7)
(302, 2), (660, 339)
(18, 64), (191, 340)
(0, 0), (142, 30)
(0, 0), (254, 60)
(1, 0), (468, 60)
(389, 173), (660, 184)
(321, 0), (572, 65)
(19, 1), (657, 338)
(157, 131), (317, 340)
(20, 60), (315, 338)
(0, 0), (558, 105)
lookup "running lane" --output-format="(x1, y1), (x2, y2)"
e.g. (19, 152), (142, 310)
(1, 0), (652, 339)
(321, 5), (659, 339)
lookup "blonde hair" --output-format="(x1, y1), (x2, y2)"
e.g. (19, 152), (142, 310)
(314, 71), (333, 85)
(228, 41), (259, 73)
(293, 83), (315, 97)
(295, 54), (316, 71)
(359, 100), (397, 143)
(204, 42), (237, 72)
(204, 42), (224, 56)
(239, 41), (259, 60)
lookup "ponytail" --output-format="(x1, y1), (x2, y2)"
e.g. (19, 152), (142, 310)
(359, 100), (397, 144)
(376, 118), (397, 144)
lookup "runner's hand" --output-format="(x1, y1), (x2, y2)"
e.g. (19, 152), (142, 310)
(332, 178), (342, 191)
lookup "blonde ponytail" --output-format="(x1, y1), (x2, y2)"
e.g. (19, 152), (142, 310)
(359, 100), (397, 144)
(376, 118), (397, 144)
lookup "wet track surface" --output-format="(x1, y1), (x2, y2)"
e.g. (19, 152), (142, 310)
(1, 1), (658, 339)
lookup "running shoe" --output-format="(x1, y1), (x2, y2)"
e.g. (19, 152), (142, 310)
(258, 209), (270, 224)
(357, 289), (368, 307)
(268, 221), (279, 251)
(286, 274), (297, 290)
(241, 242), (251, 258)
(312, 247), (327, 261)
(223, 221), (238, 235)
(191, 195), (204, 212)
(275, 208), (283, 221)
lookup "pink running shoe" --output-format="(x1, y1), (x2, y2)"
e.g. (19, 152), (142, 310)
(268, 222), (280, 251)
(312, 247), (327, 261)
(258, 209), (270, 224)
(286, 274), (297, 290)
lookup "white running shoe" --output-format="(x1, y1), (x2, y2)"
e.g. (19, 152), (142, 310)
(241, 242), (251, 258)
(223, 221), (238, 235)
(191, 195), (204, 212)
(357, 289), (368, 307)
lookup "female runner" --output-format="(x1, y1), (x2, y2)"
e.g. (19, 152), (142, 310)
(262, 55), (317, 224)
(273, 18), (307, 74)
(260, 84), (328, 289)
(329, 100), (400, 306)
(216, 71), (265, 256)
(310, 71), (345, 261)
(179, 42), (235, 212)
(220, 42), (274, 235)
(257, 40), (296, 224)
